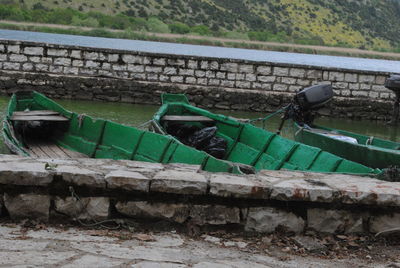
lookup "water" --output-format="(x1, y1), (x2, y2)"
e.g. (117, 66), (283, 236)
(54, 98), (400, 143)
(1, 96), (397, 154)
(1, 29), (400, 73)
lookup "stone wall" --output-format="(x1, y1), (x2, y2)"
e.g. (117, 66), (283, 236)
(0, 39), (396, 119)
(1, 155), (399, 235)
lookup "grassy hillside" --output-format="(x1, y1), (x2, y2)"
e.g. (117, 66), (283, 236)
(2, 0), (400, 51)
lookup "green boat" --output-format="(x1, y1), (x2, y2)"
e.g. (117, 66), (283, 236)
(3, 91), (252, 174)
(151, 93), (382, 176)
(293, 123), (400, 169)
(288, 79), (400, 170)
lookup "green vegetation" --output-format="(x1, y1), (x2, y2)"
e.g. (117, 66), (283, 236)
(1, 0), (400, 52)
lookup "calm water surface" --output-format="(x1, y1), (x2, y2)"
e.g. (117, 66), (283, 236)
(0, 96), (398, 154)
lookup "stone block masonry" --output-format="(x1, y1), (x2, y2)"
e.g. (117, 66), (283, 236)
(0, 39), (396, 120)
(0, 155), (400, 235)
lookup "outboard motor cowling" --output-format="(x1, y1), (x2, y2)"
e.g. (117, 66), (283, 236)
(385, 74), (400, 125)
(295, 84), (334, 109)
(385, 75), (400, 93)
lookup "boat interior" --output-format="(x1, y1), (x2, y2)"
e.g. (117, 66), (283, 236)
(8, 109), (86, 158)
(307, 125), (400, 150)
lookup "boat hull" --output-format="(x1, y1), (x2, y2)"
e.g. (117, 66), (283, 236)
(294, 123), (400, 169)
(151, 94), (381, 176)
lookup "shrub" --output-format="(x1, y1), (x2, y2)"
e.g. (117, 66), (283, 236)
(248, 31), (272, 41)
(190, 25), (210, 35)
(169, 22), (190, 34)
(71, 16), (99, 28)
(146, 17), (170, 33)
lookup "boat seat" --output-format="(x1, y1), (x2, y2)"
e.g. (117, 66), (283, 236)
(10, 110), (69, 121)
(161, 115), (214, 122)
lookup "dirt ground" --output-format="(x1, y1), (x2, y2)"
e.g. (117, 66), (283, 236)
(0, 218), (399, 267)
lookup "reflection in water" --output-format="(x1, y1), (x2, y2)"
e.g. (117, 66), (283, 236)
(0, 96), (398, 154)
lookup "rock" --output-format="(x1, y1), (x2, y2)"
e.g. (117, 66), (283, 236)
(193, 261), (269, 268)
(115, 201), (189, 223)
(370, 213), (400, 234)
(26, 227), (117, 242)
(105, 170), (150, 192)
(4, 194), (50, 222)
(62, 255), (124, 268)
(190, 205), (240, 225)
(151, 170), (208, 195)
(0, 194), (3, 217)
(209, 174), (270, 199)
(270, 177), (334, 203)
(307, 208), (365, 234)
(261, 236), (272, 244)
(245, 207), (305, 234)
(0, 251), (77, 266)
(164, 163), (201, 172)
(56, 165), (105, 188)
(132, 261), (186, 268)
(387, 263), (400, 268)
(223, 241), (236, 247)
(54, 197), (110, 221)
(23, 46), (43, 56)
(0, 162), (53, 186)
(69, 241), (183, 263)
(142, 234), (185, 248)
(319, 174), (400, 206)
(203, 235), (221, 244)
(0, 239), (48, 251)
(120, 160), (164, 175)
(236, 241), (248, 248)
(292, 236), (327, 253)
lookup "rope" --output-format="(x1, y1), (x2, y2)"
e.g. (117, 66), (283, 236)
(77, 114), (86, 129)
(375, 227), (400, 237)
(135, 120), (152, 129)
(248, 106), (288, 129)
(366, 136), (374, 145)
(295, 126), (305, 137)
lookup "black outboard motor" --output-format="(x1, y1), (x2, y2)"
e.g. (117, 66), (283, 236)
(277, 84), (334, 134)
(385, 75), (400, 125)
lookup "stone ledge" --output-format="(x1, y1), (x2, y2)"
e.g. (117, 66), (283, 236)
(0, 155), (398, 235)
(0, 39), (392, 75)
(0, 155), (399, 208)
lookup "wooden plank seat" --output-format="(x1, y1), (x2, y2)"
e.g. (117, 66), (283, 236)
(12, 110), (60, 116)
(10, 110), (69, 121)
(161, 115), (214, 122)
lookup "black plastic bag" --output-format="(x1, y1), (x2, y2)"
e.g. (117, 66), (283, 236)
(203, 136), (227, 159)
(166, 123), (200, 139)
(187, 126), (217, 149)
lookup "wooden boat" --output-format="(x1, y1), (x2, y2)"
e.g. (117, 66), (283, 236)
(151, 93), (383, 176)
(3, 91), (252, 174)
(293, 123), (400, 169)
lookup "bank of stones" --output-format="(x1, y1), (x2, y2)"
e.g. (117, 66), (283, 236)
(0, 39), (396, 120)
(0, 155), (399, 235)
